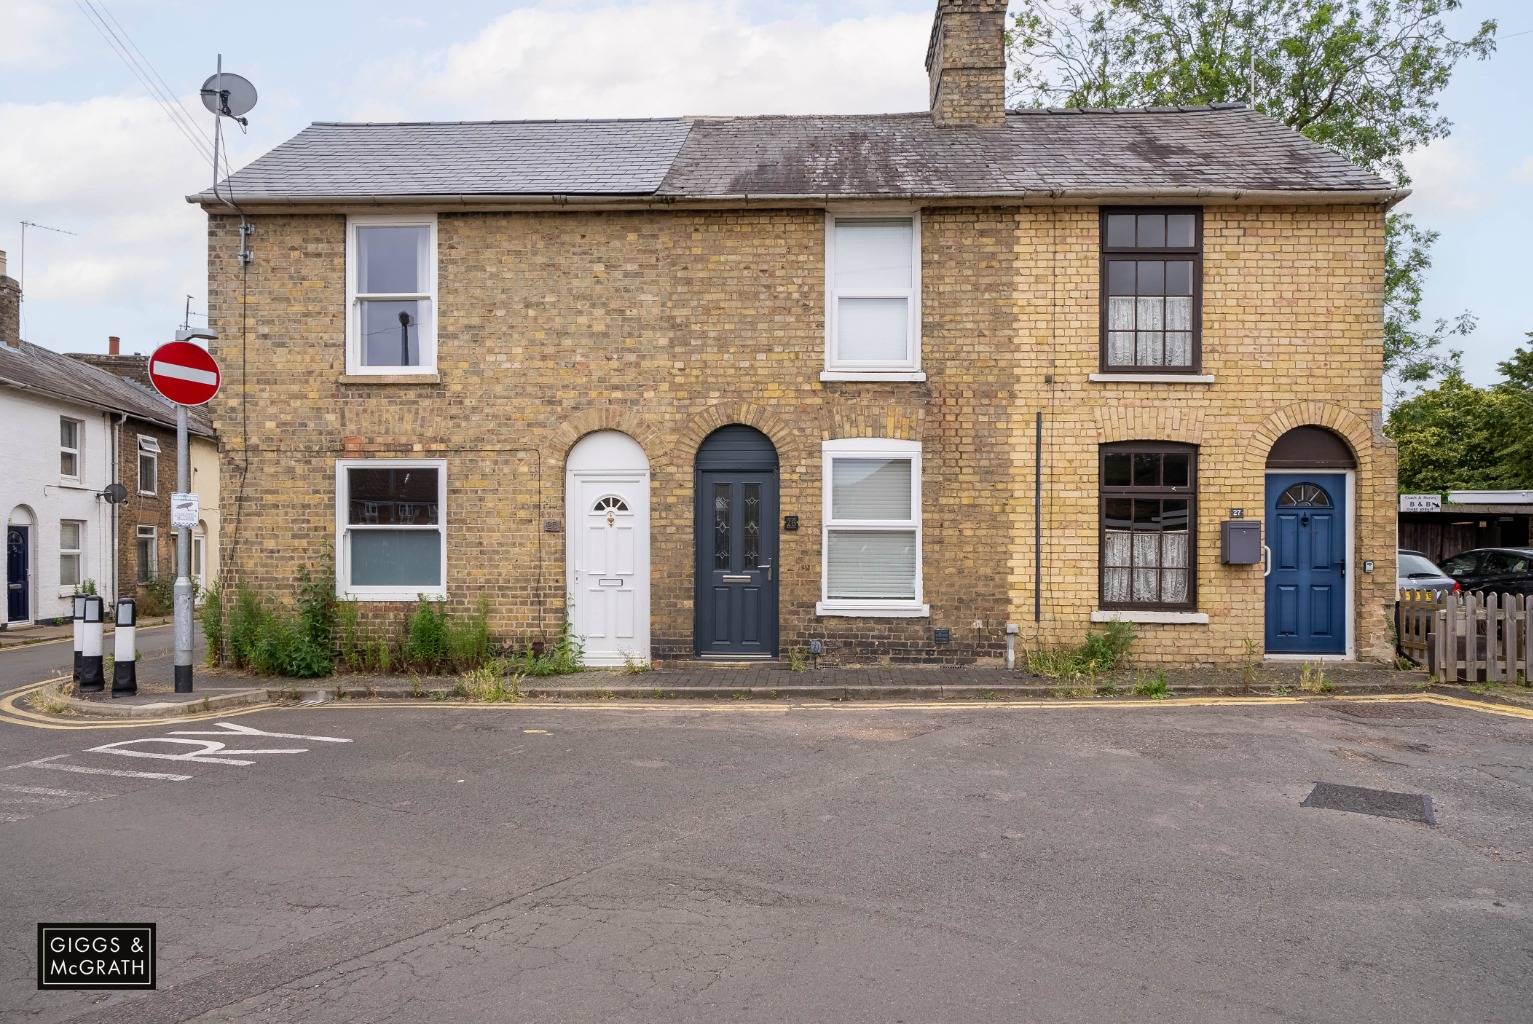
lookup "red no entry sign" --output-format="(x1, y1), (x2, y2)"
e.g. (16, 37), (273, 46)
(148, 341), (221, 406)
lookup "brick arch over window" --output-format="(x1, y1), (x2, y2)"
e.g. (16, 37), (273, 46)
(675, 401), (805, 467)
(1093, 405), (1205, 446)
(548, 409), (667, 476)
(1245, 403), (1372, 474)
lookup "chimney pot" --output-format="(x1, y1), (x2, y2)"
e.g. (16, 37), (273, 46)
(926, 0), (1009, 128)
(109, 335), (120, 355)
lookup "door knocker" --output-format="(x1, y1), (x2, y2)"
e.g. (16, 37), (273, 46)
(606, 511), (615, 527)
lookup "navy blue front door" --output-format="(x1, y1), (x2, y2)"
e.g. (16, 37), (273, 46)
(1265, 474), (1346, 653)
(6, 526), (29, 623)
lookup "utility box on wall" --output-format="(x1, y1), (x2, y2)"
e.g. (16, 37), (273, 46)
(1221, 520), (1262, 565)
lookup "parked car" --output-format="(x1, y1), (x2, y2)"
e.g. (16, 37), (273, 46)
(1396, 549), (1457, 595)
(1437, 547), (1533, 598)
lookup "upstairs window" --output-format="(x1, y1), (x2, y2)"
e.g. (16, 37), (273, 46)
(137, 436), (159, 495)
(826, 215), (921, 376)
(60, 418), (82, 478)
(1101, 209), (1201, 372)
(347, 216), (437, 374)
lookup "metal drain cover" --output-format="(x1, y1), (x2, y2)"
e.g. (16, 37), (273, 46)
(1324, 702), (1445, 720)
(1302, 782), (1436, 824)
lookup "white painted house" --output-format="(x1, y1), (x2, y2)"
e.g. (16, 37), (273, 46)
(0, 251), (216, 628)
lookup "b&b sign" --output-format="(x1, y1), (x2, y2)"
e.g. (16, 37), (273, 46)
(1399, 494), (1442, 513)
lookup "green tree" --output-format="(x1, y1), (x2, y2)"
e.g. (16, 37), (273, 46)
(1006, 0), (1496, 394)
(1488, 335), (1533, 487)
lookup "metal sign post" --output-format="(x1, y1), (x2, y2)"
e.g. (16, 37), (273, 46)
(174, 403), (193, 693)
(149, 337), (221, 695)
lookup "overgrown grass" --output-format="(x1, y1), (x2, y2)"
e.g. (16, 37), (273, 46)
(512, 622), (584, 677)
(1027, 621), (1135, 679)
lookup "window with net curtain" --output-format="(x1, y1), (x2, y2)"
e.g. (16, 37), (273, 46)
(337, 460), (446, 599)
(1101, 210), (1201, 372)
(822, 440), (922, 609)
(1100, 444), (1196, 609)
(349, 217), (435, 371)
(829, 217), (918, 371)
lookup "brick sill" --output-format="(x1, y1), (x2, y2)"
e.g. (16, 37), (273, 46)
(339, 373), (442, 385)
(1088, 373), (1216, 384)
(1091, 610), (1209, 625)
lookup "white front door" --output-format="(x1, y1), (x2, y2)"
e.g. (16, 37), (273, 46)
(566, 432), (651, 667)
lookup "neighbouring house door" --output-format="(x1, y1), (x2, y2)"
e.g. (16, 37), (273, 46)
(1265, 474), (1346, 654)
(7, 526), (29, 623)
(566, 432), (650, 667)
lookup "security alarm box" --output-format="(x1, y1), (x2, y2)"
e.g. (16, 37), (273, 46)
(1221, 520), (1262, 565)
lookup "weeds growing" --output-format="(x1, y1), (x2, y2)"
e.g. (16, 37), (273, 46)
(1028, 621), (1136, 679)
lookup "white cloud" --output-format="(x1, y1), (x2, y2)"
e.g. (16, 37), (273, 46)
(1398, 136), (1487, 219)
(0, 0), (76, 69)
(1512, 156), (1533, 184)
(351, 0), (932, 121)
(0, 94), (211, 320)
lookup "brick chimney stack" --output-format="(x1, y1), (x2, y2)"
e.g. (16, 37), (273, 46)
(0, 250), (20, 349)
(926, 0), (1009, 128)
(109, 335), (120, 355)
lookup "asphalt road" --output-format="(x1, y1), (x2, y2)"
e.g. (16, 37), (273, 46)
(0, 695), (1529, 1023)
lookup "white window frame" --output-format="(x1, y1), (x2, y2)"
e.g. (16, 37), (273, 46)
(335, 458), (447, 601)
(823, 209), (925, 381)
(136, 525), (157, 584)
(60, 417), (82, 480)
(345, 214), (439, 376)
(137, 435), (159, 495)
(191, 530), (205, 585)
(59, 520), (83, 588)
(817, 438), (928, 617)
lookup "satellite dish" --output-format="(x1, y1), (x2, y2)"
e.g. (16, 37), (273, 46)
(200, 72), (258, 119)
(100, 483), (128, 505)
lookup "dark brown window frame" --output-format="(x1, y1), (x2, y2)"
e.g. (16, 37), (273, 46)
(1099, 441), (1198, 611)
(1099, 208), (1203, 374)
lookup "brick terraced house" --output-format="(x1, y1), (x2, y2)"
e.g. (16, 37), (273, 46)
(194, 0), (1400, 667)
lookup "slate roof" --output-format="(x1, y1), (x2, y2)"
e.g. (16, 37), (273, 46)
(192, 105), (1394, 205)
(0, 340), (214, 435)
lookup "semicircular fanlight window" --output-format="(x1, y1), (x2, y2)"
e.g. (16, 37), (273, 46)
(593, 496), (629, 513)
(1277, 483), (1331, 508)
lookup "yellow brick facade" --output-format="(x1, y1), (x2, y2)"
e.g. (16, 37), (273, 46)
(205, 200), (1396, 666)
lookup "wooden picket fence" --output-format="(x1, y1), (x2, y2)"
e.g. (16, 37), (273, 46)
(1397, 589), (1533, 682)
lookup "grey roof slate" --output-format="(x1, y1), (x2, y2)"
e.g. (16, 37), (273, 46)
(194, 104), (1391, 204)
(0, 340), (214, 435)
(204, 119), (695, 201)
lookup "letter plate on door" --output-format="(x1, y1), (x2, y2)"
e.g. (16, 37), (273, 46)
(721, 575), (751, 582)
(598, 578), (624, 587)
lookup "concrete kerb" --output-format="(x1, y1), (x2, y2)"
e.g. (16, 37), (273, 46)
(47, 684), (269, 719)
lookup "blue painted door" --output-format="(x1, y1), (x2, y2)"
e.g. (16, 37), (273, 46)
(695, 471), (778, 658)
(1265, 474), (1346, 653)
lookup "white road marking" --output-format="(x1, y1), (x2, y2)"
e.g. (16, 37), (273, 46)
(87, 738), (306, 766)
(12, 754), (192, 781)
(171, 722), (351, 743)
(0, 782), (90, 798)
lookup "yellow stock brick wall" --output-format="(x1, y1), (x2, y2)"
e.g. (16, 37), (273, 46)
(206, 201), (1394, 666)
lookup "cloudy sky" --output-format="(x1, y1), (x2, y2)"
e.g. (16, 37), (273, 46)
(1, 0), (1528, 387)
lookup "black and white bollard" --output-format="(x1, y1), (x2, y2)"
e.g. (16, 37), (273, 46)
(112, 599), (137, 697)
(71, 593), (86, 686)
(78, 595), (105, 693)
